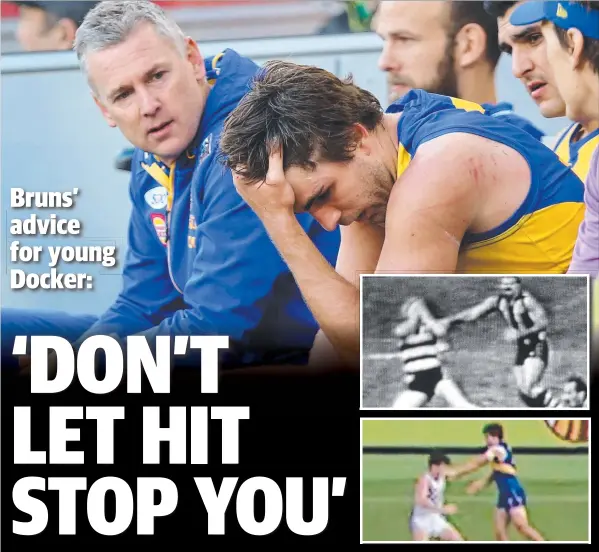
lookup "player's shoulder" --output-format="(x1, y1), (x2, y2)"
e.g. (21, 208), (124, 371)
(389, 90), (484, 149)
(415, 472), (429, 486)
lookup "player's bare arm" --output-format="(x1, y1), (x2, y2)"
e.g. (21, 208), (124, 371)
(308, 223), (384, 367)
(449, 445), (507, 479)
(447, 455), (488, 479)
(374, 137), (483, 274)
(410, 298), (448, 337)
(446, 296), (499, 325)
(466, 472), (494, 495)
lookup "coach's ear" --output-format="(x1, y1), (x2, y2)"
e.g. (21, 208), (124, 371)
(93, 95), (117, 128)
(454, 23), (487, 69)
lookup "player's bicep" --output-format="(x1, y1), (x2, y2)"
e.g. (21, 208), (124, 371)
(375, 140), (480, 273)
(335, 222), (384, 286)
(474, 296), (499, 317)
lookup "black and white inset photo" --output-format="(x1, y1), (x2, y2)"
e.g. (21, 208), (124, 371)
(360, 275), (589, 410)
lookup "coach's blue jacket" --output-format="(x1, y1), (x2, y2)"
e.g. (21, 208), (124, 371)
(78, 49), (340, 366)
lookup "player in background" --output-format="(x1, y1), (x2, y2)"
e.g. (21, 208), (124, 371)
(484, 1), (598, 182)
(525, 373), (588, 408)
(442, 277), (550, 406)
(373, 1), (544, 139)
(511, 1), (599, 185)
(557, 375), (588, 408)
(410, 450), (464, 541)
(390, 297), (477, 408)
(452, 423), (545, 541)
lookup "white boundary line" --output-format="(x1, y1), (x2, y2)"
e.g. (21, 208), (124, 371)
(358, 273), (591, 411)
(358, 417), (591, 544)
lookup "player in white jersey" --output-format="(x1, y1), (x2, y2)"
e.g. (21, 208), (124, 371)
(410, 450), (464, 541)
(391, 297), (477, 408)
(441, 277), (551, 406)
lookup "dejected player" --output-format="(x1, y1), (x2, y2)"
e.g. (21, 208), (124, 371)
(453, 423), (545, 541)
(218, 61), (585, 368)
(389, 297), (477, 408)
(442, 277), (553, 405)
(409, 450), (464, 541)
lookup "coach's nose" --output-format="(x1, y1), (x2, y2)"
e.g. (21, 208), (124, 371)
(311, 205), (341, 232)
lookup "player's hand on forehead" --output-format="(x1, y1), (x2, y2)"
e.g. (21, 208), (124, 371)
(231, 144), (296, 219)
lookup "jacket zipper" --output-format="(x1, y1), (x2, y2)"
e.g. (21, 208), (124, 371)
(166, 164), (183, 294)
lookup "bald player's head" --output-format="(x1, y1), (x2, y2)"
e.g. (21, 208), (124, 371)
(498, 276), (522, 297)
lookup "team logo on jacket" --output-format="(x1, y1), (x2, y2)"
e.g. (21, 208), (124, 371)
(151, 213), (168, 245)
(144, 186), (168, 209)
(199, 134), (212, 164)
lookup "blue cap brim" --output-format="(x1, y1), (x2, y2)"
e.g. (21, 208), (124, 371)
(510, 1), (546, 26)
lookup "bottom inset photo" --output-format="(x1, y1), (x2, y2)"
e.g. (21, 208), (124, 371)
(361, 418), (590, 543)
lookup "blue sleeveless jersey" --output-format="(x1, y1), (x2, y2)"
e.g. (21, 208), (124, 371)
(488, 442), (527, 511)
(386, 90), (585, 273)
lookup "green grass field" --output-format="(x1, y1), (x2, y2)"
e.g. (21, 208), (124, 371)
(362, 454), (589, 542)
(361, 276), (589, 407)
(361, 420), (589, 542)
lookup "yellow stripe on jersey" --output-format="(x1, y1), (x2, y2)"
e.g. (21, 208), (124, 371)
(492, 463), (517, 476)
(554, 123), (599, 182)
(450, 97), (485, 113)
(457, 202), (585, 273)
(396, 143), (412, 180)
(395, 96), (482, 180)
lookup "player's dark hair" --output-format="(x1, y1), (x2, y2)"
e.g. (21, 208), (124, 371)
(219, 60), (384, 184)
(553, 0), (599, 74)
(449, 1), (502, 68)
(482, 1), (517, 19)
(483, 423), (504, 440)
(566, 375), (587, 394)
(428, 449), (451, 466)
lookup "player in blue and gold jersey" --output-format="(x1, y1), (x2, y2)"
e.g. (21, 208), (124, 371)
(485, 1), (598, 183)
(450, 423), (545, 541)
(218, 62), (585, 366)
(385, 90), (586, 273)
(552, 121), (599, 183)
(510, 1), (599, 185)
